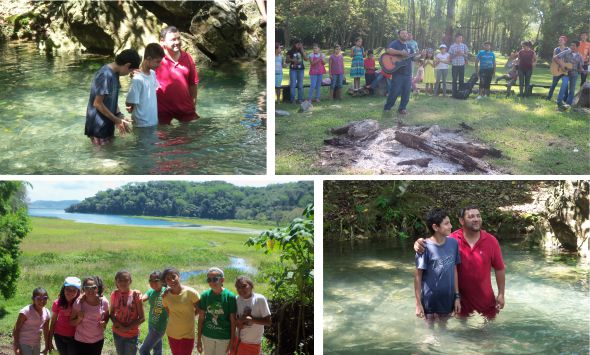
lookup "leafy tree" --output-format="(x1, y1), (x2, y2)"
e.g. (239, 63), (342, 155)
(0, 181), (31, 299)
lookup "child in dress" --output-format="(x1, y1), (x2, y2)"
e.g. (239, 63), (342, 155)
(275, 43), (285, 103)
(308, 44), (327, 102)
(423, 50), (436, 94)
(412, 60), (425, 93)
(13, 287), (51, 355)
(350, 38), (365, 91)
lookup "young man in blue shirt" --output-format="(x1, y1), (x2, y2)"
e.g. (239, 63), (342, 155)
(475, 41), (496, 99)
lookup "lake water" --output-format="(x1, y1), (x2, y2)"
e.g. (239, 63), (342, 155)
(0, 42), (266, 174)
(28, 208), (264, 235)
(324, 239), (589, 354)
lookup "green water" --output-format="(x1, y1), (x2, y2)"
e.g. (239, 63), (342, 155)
(324, 239), (589, 354)
(0, 42), (266, 174)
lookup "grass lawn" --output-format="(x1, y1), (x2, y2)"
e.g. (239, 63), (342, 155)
(134, 215), (276, 229)
(0, 217), (279, 353)
(276, 51), (590, 175)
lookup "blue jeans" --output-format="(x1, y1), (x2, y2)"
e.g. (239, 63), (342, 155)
(289, 69), (304, 102)
(113, 332), (138, 355)
(139, 327), (165, 355)
(557, 74), (577, 105)
(330, 74), (343, 90)
(384, 74), (411, 111)
(309, 74), (323, 100)
(547, 75), (564, 100)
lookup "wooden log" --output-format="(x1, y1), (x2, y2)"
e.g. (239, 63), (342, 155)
(397, 158), (432, 167)
(394, 130), (491, 172)
(446, 142), (502, 158)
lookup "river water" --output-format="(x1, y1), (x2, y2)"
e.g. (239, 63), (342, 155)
(324, 239), (589, 354)
(28, 208), (264, 235)
(0, 42), (266, 174)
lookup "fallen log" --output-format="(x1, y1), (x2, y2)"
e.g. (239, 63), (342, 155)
(446, 142), (502, 158)
(394, 130), (492, 172)
(397, 158), (432, 167)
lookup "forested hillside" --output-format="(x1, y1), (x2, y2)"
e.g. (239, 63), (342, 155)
(66, 181), (313, 222)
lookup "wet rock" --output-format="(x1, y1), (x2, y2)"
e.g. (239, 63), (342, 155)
(275, 110), (290, 117)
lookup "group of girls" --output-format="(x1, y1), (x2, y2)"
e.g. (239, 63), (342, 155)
(12, 268), (271, 355)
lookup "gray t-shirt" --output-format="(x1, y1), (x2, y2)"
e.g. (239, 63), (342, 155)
(416, 237), (461, 314)
(126, 70), (159, 127)
(85, 64), (120, 138)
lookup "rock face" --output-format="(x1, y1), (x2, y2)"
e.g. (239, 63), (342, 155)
(28, 0), (264, 63)
(544, 180), (589, 256)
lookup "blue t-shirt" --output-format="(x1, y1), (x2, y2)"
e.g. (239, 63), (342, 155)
(388, 39), (414, 76)
(85, 64), (120, 138)
(477, 50), (496, 70)
(416, 237), (461, 314)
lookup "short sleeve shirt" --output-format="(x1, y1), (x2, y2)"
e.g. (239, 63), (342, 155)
(449, 43), (469, 66)
(162, 286), (200, 339)
(146, 287), (169, 333)
(110, 290), (142, 337)
(73, 297), (109, 344)
(237, 293), (271, 344)
(476, 50), (495, 70)
(518, 49), (535, 71)
(155, 51), (198, 117)
(388, 40), (413, 76)
(416, 238), (461, 314)
(51, 300), (76, 337)
(18, 305), (50, 346)
(85, 65), (120, 138)
(199, 288), (237, 340)
(435, 52), (450, 70)
(287, 49), (305, 70)
(126, 70), (159, 127)
(364, 57), (376, 74)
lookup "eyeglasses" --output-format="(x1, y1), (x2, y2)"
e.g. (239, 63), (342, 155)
(83, 285), (98, 290)
(206, 277), (221, 283)
(34, 296), (48, 301)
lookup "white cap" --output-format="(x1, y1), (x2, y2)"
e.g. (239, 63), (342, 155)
(439, 44), (447, 48)
(64, 276), (81, 289)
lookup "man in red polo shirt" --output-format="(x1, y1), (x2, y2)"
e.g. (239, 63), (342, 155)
(414, 205), (505, 319)
(156, 26), (199, 125)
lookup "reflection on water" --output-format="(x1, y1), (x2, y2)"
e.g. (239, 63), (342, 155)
(180, 257), (257, 281)
(0, 42), (266, 174)
(324, 239), (589, 354)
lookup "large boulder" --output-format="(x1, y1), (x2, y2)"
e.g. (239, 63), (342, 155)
(544, 180), (589, 256)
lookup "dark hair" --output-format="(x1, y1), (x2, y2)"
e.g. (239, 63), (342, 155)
(235, 275), (254, 289)
(159, 26), (179, 41)
(115, 270), (131, 282)
(82, 276), (104, 297)
(426, 208), (449, 234)
(572, 40), (580, 47)
(149, 270), (162, 280)
(459, 205), (480, 219)
(455, 33), (463, 38)
(397, 29), (407, 35)
(484, 41), (491, 46)
(58, 285), (80, 309)
(312, 43), (320, 48)
(32, 287), (48, 299)
(356, 37), (362, 42)
(368, 49), (374, 55)
(144, 43), (165, 60)
(334, 44), (341, 49)
(115, 49), (141, 69)
(291, 38), (302, 48)
(162, 267), (180, 284)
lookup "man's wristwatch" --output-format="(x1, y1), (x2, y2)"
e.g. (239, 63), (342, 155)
(454, 292), (461, 299)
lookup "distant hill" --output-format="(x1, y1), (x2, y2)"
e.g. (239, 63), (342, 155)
(65, 181), (313, 224)
(28, 200), (80, 209)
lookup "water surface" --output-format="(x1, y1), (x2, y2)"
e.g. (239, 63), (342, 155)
(29, 208), (264, 235)
(0, 42), (266, 174)
(324, 239), (589, 354)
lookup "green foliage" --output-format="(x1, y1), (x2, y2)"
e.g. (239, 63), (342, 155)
(0, 181), (31, 300)
(246, 204), (314, 306)
(65, 181), (313, 224)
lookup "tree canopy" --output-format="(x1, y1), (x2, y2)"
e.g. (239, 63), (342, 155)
(65, 181), (314, 224)
(277, 0), (589, 58)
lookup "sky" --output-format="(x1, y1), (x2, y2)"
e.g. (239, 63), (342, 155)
(25, 178), (309, 201)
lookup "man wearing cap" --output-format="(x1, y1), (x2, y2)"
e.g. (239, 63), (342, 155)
(434, 44), (451, 96)
(156, 26), (200, 125)
(197, 268), (237, 355)
(414, 206), (506, 319)
(49, 277), (81, 354)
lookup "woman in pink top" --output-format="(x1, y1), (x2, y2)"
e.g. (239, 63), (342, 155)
(12, 287), (51, 355)
(308, 43), (327, 102)
(49, 277), (81, 355)
(70, 276), (110, 355)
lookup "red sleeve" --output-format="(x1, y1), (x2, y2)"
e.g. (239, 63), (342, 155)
(187, 53), (199, 86)
(51, 300), (59, 314)
(491, 237), (505, 270)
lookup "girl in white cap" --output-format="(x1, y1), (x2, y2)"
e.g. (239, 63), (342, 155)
(49, 277), (81, 355)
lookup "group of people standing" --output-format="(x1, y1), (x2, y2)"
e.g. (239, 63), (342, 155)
(12, 268), (271, 355)
(85, 26), (200, 145)
(276, 29), (590, 113)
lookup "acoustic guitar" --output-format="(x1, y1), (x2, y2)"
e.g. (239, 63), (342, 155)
(379, 52), (421, 74)
(549, 48), (572, 76)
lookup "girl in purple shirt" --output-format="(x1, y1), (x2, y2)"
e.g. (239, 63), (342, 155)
(329, 45), (345, 99)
